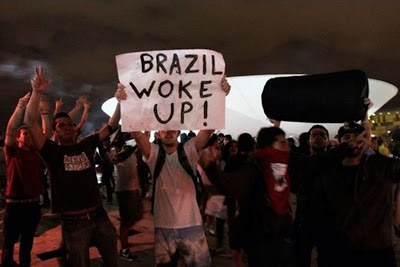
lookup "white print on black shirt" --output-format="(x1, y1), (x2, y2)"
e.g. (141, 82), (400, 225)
(270, 163), (288, 192)
(64, 152), (91, 171)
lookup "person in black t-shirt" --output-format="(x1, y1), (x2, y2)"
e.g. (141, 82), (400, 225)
(24, 66), (123, 266)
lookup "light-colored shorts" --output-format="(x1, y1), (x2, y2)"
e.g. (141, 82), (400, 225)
(155, 225), (211, 267)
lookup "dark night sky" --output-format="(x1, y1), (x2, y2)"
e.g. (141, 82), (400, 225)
(1, 1), (400, 135)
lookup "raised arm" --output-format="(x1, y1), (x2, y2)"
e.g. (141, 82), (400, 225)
(97, 84), (122, 142)
(121, 74), (231, 156)
(361, 97), (373, 142)
(269, 118), (281, 128)
(5, 92), (31, 147)
(23, 66), (52, 150)
(67, 96), (84, 119)
(131, 131), (151, 159)
(53, 98), (63, 117)
(194, 75), (231, 152)
(39, 95), (51, 138)
(114, 83), (151, 158)
(75, 98), (91, 132)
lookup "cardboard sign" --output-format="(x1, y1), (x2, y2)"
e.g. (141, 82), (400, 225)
(116, 49), (226, 131)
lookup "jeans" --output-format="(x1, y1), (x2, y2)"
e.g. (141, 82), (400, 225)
(1, 202), (41, 267)
(61, 206), (117, 267)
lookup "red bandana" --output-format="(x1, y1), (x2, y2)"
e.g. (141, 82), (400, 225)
(254, 147), (291, 215)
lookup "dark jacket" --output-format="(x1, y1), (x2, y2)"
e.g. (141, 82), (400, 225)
(313, 148), (400, 251)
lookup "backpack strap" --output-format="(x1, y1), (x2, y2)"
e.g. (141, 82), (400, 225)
(177, 143), (194, 177)
(151, 144), (166, 214)
(177, 143), (204, 205)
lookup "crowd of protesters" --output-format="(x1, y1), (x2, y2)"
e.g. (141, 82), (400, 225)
(1, 65), (400, 267)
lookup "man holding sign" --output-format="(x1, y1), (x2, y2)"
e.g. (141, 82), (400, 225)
(116, 49), (230, 266)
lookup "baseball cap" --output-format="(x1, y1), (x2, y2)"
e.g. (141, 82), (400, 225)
(337, 121), (365, 142)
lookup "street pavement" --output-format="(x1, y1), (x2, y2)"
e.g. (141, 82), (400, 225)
(0, 198), (236, 266)
(3, 196), (400, 266)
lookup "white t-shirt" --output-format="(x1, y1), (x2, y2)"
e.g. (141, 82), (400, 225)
(145, 139), (202, 228)
(113, 153), (140, 192)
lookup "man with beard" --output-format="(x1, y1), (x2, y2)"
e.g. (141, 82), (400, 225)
(308, 125), (330, 155)
(313, 121), (400, 267)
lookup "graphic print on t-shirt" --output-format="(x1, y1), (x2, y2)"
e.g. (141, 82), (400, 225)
(64, 152), (91, 171)
(270, 162), (288, 192)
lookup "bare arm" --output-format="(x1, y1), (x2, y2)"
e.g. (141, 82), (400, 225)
(194, 130), (214, 152)
(53, 98), (63, 116)
(23, 66), (52, 150)
(39, 96), (51, 138)
(5, 92), (31, 147)
(113, 83), (151, 158)
(67, 96), (84, 119)
(361, 97), (373, 141)
(75, 99), (90, 131)
(131, 131), (151, 159)
(195, 75), (232, 152)
(269, 118), (281, 128)
(98, 84), (123, 141)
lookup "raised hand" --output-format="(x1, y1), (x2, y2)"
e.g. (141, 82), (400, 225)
(346, 129), (369, 151)
(30, 66), (52, 93)
(17, 92), (31, 109)
(82, 99), (91, 109)
(221, 75), (231, 96)
(55, 98), (63, 110)
(115, 83), (127, 102)
(364, 97), (373, 109)
(269, 118), (281, 127)
(76, 95), (88, 107)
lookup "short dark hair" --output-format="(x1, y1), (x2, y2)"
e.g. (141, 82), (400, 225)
(308, 125), (329, 139)
(257, 127), (286, 149)
(221, 140), (238, 160)
(205, 133), (218, 148)
(52, 112), (71, 130)
(238, 132), (254, 152)
(17, 125), (28, 136)
(224, 134), (232, 141)
(188, 131), (196, 137)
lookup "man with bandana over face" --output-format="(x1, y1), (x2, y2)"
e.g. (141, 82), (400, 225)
(312, 120), (400, 267)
